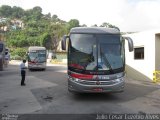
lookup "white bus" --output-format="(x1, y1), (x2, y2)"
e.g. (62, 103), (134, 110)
(28, 46), (47, 70)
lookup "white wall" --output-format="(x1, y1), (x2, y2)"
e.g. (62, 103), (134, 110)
(125, 30), (157, 81)
(155, 34), (160, 70)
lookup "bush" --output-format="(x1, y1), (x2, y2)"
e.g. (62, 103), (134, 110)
(56, 52), (67, 60)
(51, 59), (62, 63)
(10, 48), (27, 60)
(11, 55), (22, 60)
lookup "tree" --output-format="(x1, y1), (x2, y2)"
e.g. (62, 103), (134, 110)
(40, 32), (59, 52)
(91, 24), (98, 27)
(81, 24), (87, 27)
(67, 19), (80, 32)
(100, 22), (120, 31)
(43, 13), (51, 20)
(0, 5), (12, 18)
(44, 23), (67, 51)
(41, 33), (51, 49)
(6, 30), (29, 47)
(0, 5), (24, 19)
(32, 6), (42, 20)
(51, 14), (59, 23)
(12, 6), (24, 19)
(23, 6), (42, 21)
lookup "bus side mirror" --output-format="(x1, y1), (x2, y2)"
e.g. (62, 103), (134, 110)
(123, 37), (134, 52)
(61, 35), (69, 50)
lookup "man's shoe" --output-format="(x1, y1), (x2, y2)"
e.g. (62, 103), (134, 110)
(21, 83), (26, 86)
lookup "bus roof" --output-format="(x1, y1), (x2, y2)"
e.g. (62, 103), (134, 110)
(28, 46), (46, 51)
(70, 27), (120, 34)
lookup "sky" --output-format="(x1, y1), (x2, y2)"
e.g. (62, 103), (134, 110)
(1, 0), (160, 32)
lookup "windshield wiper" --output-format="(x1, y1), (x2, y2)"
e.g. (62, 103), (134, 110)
(100, 48), (114, 73)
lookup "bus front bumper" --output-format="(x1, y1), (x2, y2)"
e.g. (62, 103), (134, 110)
(28, 63), (46, 70)
(68, 77), (125, 93)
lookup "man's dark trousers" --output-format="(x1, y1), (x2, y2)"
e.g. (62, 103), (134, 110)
(21, 70), (26, 85)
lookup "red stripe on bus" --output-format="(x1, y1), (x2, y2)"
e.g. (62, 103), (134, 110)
(69, 64), (84, 69)
(29, 61), (37, 64)
(70, 73), (93, 80)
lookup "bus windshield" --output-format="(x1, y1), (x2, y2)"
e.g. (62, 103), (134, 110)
(97, 35), (123, 70)
(28, 50), (46, 63)
(68, 34), (124, 75)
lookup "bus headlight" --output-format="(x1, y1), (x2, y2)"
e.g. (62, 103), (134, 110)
(69, 77), (75, 81)
(75, 78), (79, 82)
(114, 78), (123, 82)
(69, 76), (79, 82)
(115, 79), (120, 82)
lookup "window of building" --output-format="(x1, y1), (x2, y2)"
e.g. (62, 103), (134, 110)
(134, 47), (144, 60)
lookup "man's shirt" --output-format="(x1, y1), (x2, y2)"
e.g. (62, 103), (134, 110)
(20, 62), (26, 71)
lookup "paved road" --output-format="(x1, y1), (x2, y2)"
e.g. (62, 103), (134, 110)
(0, 62), (160, 117)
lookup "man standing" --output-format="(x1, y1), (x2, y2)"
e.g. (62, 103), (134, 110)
(20, 60), (27, 86)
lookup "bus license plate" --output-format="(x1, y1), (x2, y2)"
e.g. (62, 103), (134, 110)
(92, 88), (103, 92)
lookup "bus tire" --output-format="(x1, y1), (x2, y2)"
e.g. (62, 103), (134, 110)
(42, 68), (46, 71)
